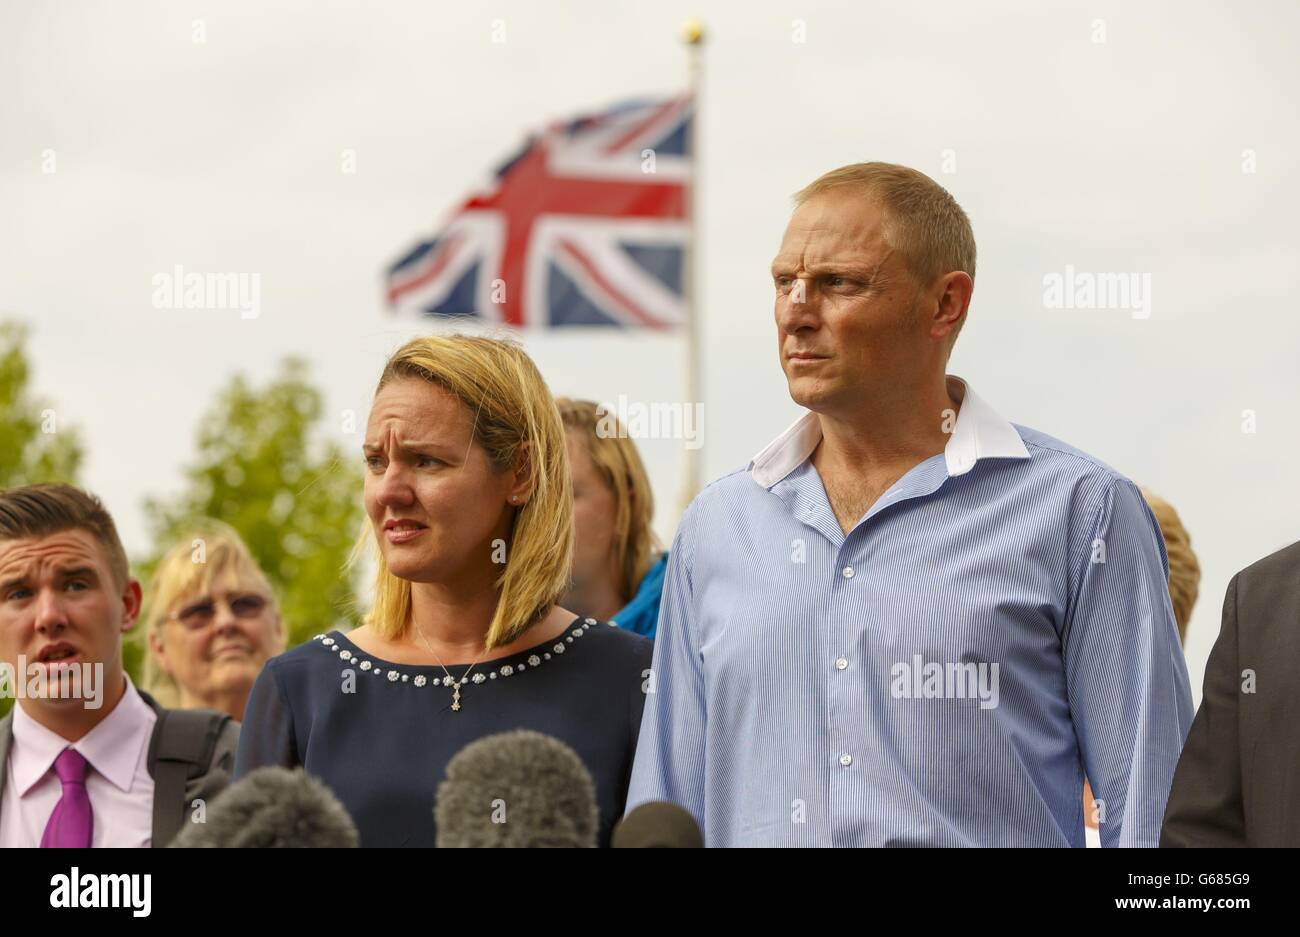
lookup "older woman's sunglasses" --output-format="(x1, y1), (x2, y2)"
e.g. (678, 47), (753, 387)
(171, 594), (269, 629)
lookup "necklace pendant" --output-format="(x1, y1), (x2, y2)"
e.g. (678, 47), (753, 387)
(451, 684), (461, 711)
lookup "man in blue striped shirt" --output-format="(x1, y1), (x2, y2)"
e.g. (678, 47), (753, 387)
(626, 162), (1194, 847)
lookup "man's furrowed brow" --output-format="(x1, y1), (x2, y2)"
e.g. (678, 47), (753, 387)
(0, 573), (29, 594)
(804, 256), (885, 277)
(56, 566), (99, 582)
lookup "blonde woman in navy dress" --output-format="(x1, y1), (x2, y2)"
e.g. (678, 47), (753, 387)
(235, 335), (652, 846)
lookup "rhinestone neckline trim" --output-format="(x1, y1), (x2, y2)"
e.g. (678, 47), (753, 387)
(312, 617), (612, 688)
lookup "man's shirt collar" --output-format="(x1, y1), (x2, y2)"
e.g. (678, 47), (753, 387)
(750, 375), (1030, 489)
(10, 673), (154, 796)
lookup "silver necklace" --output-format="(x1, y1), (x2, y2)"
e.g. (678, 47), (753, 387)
(413, 623), (485, 712)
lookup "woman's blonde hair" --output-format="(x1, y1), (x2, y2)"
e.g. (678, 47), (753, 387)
(141, 519), (277, 705)
(357, 334), (573, 650)
(1139, 487), (1200, 644)
(556, 397), (660, 604)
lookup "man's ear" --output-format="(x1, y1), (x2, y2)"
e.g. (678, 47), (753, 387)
(931, 270), (973, 343)
(119, 578), (143, 634)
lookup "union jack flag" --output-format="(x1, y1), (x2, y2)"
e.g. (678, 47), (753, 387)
(386, 96), (691, 329)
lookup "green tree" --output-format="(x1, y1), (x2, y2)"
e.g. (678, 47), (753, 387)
(1, 320), (86, 715)
(0, 320), (84, 488)
(140, 357), (364, 652)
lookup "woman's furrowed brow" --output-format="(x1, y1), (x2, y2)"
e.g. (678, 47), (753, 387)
(366, 438), (455, 455)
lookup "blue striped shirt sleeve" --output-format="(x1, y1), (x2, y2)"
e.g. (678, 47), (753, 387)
(625, 496), (708, 826)
(1063, 477), (1195, 847)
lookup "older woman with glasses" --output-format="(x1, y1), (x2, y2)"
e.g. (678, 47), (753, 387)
(234, 334), (653, 847)
(143, 520), (285, 720)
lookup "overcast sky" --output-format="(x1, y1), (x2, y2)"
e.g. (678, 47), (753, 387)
(3, 0), (1298, 700)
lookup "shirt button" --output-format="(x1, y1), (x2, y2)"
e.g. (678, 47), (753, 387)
(835, 657), (848, 670)
(841, 566), (855, 579)
(839, 753), (853, 767)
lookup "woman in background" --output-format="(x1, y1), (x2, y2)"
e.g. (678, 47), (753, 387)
(235, 336), (652, 847)
(143, 520), (285, 721)
(556, 397), (667, 639)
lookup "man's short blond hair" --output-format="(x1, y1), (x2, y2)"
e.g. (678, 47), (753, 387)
(794, 161), (977, 292)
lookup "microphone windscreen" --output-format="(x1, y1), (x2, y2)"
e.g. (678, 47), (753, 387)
(435, 729), (598, 848)
(612, 802), (703, 848)
(171, 767), (359, 848)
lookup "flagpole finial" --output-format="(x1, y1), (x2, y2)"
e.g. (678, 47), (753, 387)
(681, 19), (706, 45)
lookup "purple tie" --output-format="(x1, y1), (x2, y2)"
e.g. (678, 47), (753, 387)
(40, 748), (94, 848)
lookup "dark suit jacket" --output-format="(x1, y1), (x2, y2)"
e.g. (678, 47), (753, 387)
(1162, 540), (1300, 846)
(0, 687), (239, 847)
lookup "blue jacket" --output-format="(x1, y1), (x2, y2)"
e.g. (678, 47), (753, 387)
(611, 553), (668, 640)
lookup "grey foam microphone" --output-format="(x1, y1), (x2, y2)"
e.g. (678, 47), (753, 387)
(611, 802), (704, 848)
(435, 730), (599, 848)
(171, 767), (359, 848)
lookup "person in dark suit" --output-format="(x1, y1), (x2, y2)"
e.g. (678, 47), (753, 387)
(0, 484), (237, 847)
(1161, 539), (1300, 847)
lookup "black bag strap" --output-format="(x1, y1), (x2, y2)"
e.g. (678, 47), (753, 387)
(146, 705), (232, 847)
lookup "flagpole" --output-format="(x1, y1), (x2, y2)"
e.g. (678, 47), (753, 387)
(679, 19), (705, 518)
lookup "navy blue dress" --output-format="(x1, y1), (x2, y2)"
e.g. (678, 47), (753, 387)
(234, 616), (653, 847)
